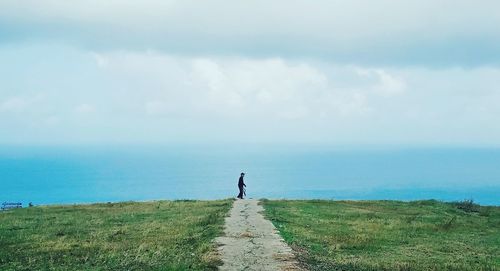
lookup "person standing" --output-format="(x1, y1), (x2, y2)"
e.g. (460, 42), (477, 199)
(237, 172), (246, 199)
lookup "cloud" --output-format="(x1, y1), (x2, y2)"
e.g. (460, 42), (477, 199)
(1, 0), (499, 66)
(145, 101), (177, 116)
(1, 43), (500, 145)
(0, 97), (30, 113)
(375, 70), (406, 96)
(355, 67), (406, 96)
(74, 103), (95, 114)
(44, 115), (61, 126)
(2, 2), (500, 146)
(90, 52), (109, 68)
(88, 50), (369, 120)
(187, 57), (336, 117)
(0, 95), (44, 113)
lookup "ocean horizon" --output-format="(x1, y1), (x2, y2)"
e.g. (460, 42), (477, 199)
(2, 146), (499, 206)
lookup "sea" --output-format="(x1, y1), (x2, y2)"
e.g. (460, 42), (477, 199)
(1, 145), (499, 206)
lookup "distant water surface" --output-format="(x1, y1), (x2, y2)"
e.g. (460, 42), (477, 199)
(1, 146), (499, 205)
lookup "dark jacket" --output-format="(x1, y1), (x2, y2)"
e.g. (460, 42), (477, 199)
(238, 176), (246, 187)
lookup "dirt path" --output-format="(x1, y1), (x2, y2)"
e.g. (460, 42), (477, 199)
(216, 199), (301, 271)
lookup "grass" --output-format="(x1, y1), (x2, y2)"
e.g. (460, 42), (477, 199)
(0, 199), (232, 271)
(263, 199), (500, 271)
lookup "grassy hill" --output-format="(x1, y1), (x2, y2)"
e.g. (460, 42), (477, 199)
(0, 200), (232, 271)
(263, 199), (500, 271)
(2, 199), (498, 270)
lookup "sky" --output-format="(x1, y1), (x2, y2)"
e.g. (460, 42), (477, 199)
(1, 0), (500, 146)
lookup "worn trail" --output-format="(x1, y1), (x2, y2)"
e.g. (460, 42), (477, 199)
(216, 199), (301, 271)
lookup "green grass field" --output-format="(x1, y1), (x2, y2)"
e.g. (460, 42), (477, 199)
(2, 199), (499, 270)
(263, 199), (500, 271)
(0, 200), (232, 271)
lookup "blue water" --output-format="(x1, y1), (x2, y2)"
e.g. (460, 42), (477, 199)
(1, 146), (499, 205)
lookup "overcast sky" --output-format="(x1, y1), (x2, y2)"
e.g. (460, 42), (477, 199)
(1, 0), (500, 146)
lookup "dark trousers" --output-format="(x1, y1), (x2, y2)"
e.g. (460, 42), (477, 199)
(237, 185), (244, 199)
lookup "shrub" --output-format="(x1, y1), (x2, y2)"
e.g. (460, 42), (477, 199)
(453, 199), (480, 213)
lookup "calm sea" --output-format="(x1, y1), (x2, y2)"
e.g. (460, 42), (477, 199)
(1, 146), (499, 205)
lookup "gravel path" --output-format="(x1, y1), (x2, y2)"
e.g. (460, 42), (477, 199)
(216, 199), (301, 271)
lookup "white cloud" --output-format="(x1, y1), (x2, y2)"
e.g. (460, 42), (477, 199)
(90, 52), (109, 68)
(145, 101), (171, 115)
(354, 67), (406, 96)
(89, 51), (370, 120)
(44, 115), (61, 126)
(0, 95), (45, 113)
(374, 70), (406, 96)
(334, 93), (371, 116)
(74, 103), (96, 114)
(191, 59), (244, 109)
(2, 44), (500, 145)
(0, 97), (29, 113)
(1, 0), (499, 66)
